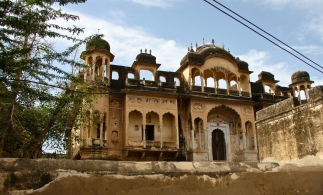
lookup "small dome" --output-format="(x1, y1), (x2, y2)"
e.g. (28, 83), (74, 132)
(236, 57), (249, 71)
(258, 71), (275, 81)
(136, 52), (156, 64)
(86, 38), (110, 51)
(291, 71), (311, 84)
(197, 44), (235, 62)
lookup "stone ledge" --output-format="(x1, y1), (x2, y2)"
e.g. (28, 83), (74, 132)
(0, 158), (278, 176)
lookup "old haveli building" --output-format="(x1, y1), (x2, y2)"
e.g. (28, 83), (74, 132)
(71, 38), (318, 162)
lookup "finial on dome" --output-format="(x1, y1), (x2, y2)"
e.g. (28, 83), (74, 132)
(222, 43), (225, 49)
(203, 37), (205, 45)
(140, 49), (142, 53)
(145, 49), (147, 53)
(212, 39), (215, 45)
(228, 48), (230, 53)
(196, 42), (198, 50)
(149, 49), (152, 54)
(191, 43), (193, 50)
(188, 47), (190, 52)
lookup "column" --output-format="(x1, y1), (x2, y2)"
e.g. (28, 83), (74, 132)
(243, 132), (247, 151)
(235, 134), (239, 152)
(188, 73), (192, 89)
(89, 110), (93, 146)
(143, 124), (146, 148)
(191, 129), (195, 150)
(253, 133), (258, 152)
(297, 87), (301, 103)
(186, 131), (189, 151)
(214, 78), (218, 94)
(200, 73), (204, 92)
(198, 129), (201, 150)
(160, 126), (163, 148)
(92, 65), (95, 80)
(101, 57), (105, 80)
(238, 80), (241, 96)
(226, 80), (230, 95)
(99, 114), (103, 146)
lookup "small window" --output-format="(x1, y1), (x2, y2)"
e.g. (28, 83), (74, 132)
(128, 73), (134, 79)
(112, 71), (119, 80)
(174, 77), (180, 86)
(159, 76), (166, 82)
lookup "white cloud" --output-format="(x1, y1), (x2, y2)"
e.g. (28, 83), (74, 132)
(53, 9), (187, 72)
(261, 0), (323, 10)
(291, 45), (323, 55)
(131, 0), (178, 8)
(237, 49), (292, 86)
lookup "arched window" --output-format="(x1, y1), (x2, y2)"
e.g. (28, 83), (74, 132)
(128, 73), (134, 79)
(140, 70), (154, 81)
(159, 76), (166, 82)
(112, 71), (119, 80)
(174, 77), (180, 86)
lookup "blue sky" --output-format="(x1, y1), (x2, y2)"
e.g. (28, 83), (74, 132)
(56, 0), (323, 87)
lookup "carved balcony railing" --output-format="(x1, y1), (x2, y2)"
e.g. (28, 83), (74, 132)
(217, 88), (227, 95)
(229, 90), (239, 96)
(241, 91), (250, 97)
(127, 140), (176, 149)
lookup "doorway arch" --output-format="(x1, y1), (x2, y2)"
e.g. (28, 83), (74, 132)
(212, 129), (226, 160)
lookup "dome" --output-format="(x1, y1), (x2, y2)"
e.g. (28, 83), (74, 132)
(180, 44), (235, 66)
(86, 38), (110, 51)
(236, 57), (249, 71)
(196, 44), (235, 62)
(258, 71), (275, 81)
(291, 71), (311, 84)
(136, 51), (156, 64)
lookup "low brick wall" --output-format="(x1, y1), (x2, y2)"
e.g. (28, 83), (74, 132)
(1, 158), (323, 194)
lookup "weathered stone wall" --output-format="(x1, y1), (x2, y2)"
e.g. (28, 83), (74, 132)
(0, 159), (323, 195)
(256, 86), (323, 162)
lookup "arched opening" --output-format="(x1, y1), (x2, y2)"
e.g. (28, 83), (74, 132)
(128, 110), (143, 141)
(194, 118), (204, 150)
(159, 76), (166, 82)
(112, 71), (119, 80)
(144, 111), (159, 141)
(299, 85), (306, 100)
(128, 73), (134, 79)
(194, 76), (201, 86)
(162, 113), (176, 142)
(206, 77), (214, 87)
(140, 70), (154, 81)
(218, 79), (227, 89)
(174, 77), (180, 86)
(212, 129), (226, 160)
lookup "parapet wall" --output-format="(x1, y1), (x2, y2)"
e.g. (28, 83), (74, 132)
(256, 85), (323, 162)
(0, 159), (323, 195)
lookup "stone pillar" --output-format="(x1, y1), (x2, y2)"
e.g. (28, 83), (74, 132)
(191, 129), (195, 150)
(226, 80), (230, 95)
(160, 126), (163, 148)
(215, 79), (218, 94)
(198, 129), (201, 150)
(143, 125), (146, 148)
(243, 132), (247, 151)
(89, 110), (93, 146)
(186, 130), (189, 151)
(100, 114), (103, 146)
(92, 65), (95, 80)
(235, 134), (239, 152)
(238, 80), (242, 96)
(188, 73), (192, 89)
(200, 73), (204, 92)
(253, 133), (258, 152)
(101, 57), (105, 80)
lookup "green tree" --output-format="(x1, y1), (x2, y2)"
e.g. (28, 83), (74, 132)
(0, 0), (95, 158)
